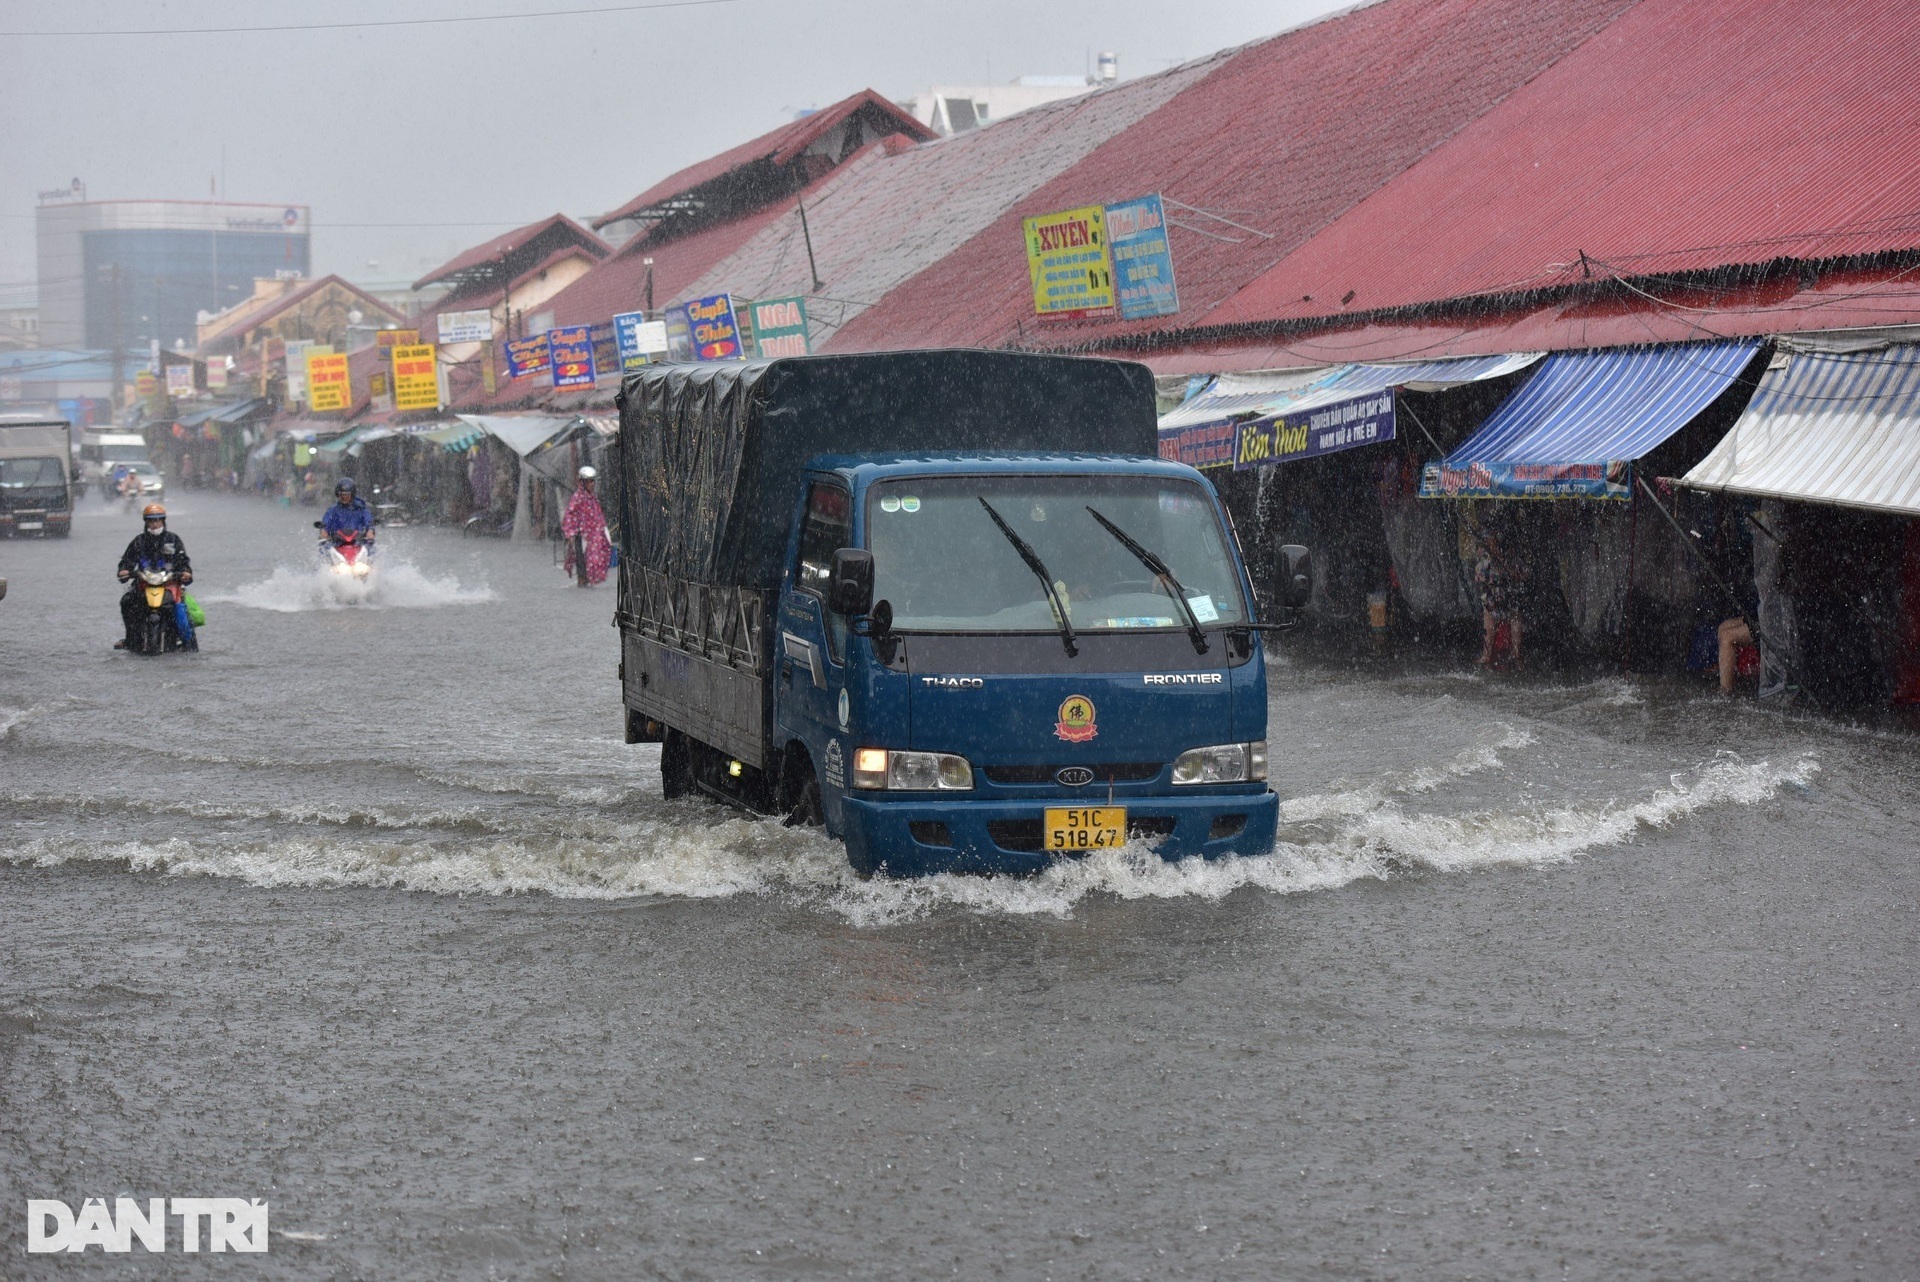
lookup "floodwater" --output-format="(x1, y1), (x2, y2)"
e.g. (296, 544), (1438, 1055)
(2, 493), (1915, 1279)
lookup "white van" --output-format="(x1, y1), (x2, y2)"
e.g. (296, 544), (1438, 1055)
(79, 431), (152, 496)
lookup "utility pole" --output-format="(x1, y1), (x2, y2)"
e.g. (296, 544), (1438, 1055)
(797, 199), (825, 293)
(644, 257), (655, 314)
(109, 264), (124, 410)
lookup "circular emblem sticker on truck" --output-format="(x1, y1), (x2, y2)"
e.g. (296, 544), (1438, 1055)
(879, 495), (901, 513)
(837, 688), (850, 729)
(1054, 694), (1098, 743)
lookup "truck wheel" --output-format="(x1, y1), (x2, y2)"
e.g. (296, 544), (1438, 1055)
(660, 728), (694, 799)
(782, 751), (823, 828)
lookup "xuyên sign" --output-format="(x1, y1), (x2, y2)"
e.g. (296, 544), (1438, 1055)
(1023, 205), (1114, 321)
(613, 311), (668, 371)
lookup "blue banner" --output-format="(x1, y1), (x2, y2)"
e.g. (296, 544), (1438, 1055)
(1418, 459), (1630, 499)
(1157, 419), (1238, 471)
(1106, 193), (1180, 321)
(1233, 389), (1396, 471)
(663, 304), (693, 362)
(613, 311), (650, 372)
(503, 334), (551, 381)
(684, 293), (744, 361)
(548, 325), (596, 389)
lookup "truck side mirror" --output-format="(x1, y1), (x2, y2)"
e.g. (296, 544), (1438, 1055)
(826, 548), (874, 616)
(1275, 545), (1312, 610)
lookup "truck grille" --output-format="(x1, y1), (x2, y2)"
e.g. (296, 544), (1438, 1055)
(982, 761), (1161, 786)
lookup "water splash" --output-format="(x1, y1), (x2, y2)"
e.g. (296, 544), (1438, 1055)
(205, 559), (495, 612)
(3, 752), (1819, 927)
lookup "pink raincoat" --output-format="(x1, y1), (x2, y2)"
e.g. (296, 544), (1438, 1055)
(560, 484), (613, 586)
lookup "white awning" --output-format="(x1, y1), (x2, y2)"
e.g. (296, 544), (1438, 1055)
(454, 413), (576, 458)
(1681, 344), (1920, 517)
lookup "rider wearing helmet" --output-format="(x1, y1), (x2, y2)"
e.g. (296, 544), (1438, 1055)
(115, 503), (192, 648)
(321, 476), (375, 545)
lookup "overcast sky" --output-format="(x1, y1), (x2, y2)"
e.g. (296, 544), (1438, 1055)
(0, 0), (1351, 298)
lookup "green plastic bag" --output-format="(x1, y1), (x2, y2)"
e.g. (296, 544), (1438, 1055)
(184, 593), (206, 628)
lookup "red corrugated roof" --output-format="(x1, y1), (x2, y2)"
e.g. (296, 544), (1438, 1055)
(1207, 0), (1920, 330)
(1137, 269), (1920, 374)
(412, 214), (608, 291)
(825, 0), (1635, 354)
(592, 89), (934, 229)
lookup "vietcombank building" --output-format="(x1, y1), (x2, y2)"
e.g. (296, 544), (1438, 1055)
(36, 198), (310, 353)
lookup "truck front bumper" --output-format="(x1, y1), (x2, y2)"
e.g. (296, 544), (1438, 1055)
(839, 788), (1279, 878)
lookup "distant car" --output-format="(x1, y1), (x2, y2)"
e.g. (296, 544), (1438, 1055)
(124, 461), (165, 499)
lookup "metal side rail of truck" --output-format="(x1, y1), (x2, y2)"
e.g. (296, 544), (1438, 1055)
(610, 350), (1310, 877)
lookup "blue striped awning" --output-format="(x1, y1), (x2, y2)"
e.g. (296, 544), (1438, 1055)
(1422, 342), (1761, 498)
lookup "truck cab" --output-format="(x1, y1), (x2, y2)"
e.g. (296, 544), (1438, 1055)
(0, 418), (74, 537)
(773, 454), (1284, 876)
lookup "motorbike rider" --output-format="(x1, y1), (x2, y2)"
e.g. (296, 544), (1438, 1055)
(115, 503), (192, 649)
(320, 477), (375, 550)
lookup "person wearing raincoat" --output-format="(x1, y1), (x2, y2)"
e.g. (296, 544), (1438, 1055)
(561, 465), (613, 587)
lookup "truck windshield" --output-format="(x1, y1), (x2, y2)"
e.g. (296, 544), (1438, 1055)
(0, 457), (64, 488)
(867, 474), (1248, 633)
(102, 445), (148, 464)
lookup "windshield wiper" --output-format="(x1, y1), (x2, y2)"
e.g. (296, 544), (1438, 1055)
(1084, 506), (1209, 654)
(978, 497), (1077, 657)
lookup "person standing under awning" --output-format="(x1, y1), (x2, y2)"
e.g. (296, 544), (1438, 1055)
(561, 466), (612, 588)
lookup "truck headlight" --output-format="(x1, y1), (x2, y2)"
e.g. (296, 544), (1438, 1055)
(851, 748), (973, 791)
(1172, 741), (1267, 785)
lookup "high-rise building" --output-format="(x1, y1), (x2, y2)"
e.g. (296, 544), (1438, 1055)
(36, 198), (311, 353)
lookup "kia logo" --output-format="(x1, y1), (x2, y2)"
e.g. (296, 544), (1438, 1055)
(1056, 767), (1095, 787)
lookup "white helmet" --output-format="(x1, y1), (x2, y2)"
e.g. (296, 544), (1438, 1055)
(577, 465), (597, 480)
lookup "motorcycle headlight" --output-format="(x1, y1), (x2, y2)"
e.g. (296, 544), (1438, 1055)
(850, 748), (973, 791)
(1171, 741), (1267, 785)
(352, 562), (370, 577)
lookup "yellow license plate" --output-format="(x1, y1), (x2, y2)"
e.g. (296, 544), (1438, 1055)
(1044, 806), (1127, 852)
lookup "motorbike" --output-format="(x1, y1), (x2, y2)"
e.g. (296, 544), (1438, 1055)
(315, 522), (376, 597)
(126, 561), (197, 655)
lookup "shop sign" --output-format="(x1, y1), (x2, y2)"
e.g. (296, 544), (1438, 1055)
(391, 343), (440, 411)
(1418, 459), (1630, 500)
(375, 328), (419, 349)
(1233, 390), (1395, 471)
(503, 334), (552, 380)
(206, 361), (228, 390)
(613, 311), (669, 371)
(135, 370), (157, 398)
(663, 304), (693, 362)
(164, 365), (194, 399)
(284, 339), (318, 401)
(548, 325), (596, 389)
(1106, 194), (1180, 321)
(684, 293), (744, 361)
(1023, 204), (1115, 321)
(749, 296), (811, 358)
(1157, 419), (1237, 470)
(437, 310), (494, 344)
(305, 351), (350, 412)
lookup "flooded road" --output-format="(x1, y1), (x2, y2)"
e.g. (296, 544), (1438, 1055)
(3, 493), (1916, 1279)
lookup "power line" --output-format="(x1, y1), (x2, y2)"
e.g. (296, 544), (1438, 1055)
(0, 0), (744, 38)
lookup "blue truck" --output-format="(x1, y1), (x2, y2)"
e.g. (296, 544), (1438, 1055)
(612, 350), (1309, 877)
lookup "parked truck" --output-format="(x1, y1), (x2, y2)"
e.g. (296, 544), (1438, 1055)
(0, 416), (74, 537)
(611, 350), (1309, 877)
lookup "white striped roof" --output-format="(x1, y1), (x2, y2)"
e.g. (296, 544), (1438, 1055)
(1682, 344), (1920, 516)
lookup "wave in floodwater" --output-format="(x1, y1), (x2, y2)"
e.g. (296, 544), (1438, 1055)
(204, 561), (496, 612)
(3, 752), (1820, 927)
